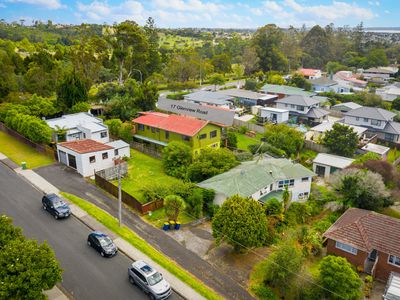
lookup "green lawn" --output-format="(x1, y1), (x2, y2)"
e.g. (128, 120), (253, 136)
(113, 149), (183, 204)
(387, 148), (400, 164)
(0, 131), (54, 169)
(144, 207), (195, 228)
(61, 192), (222, 300)
(235, 132), (263, 151)
(381, 207), (400, 219)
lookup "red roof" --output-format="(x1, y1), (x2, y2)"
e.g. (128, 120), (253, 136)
(133, 112), (209, 137)
(324, 208), (400, 256)
(59, 139), (113, 154)
(298, 68), (321, 77)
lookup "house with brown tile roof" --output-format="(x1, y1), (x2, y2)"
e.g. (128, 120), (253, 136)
(323, 208), (400, 281)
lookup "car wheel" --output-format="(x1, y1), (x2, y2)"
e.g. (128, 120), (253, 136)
(129, 276), (135, 285)
(100, 251), (105, 257)
(54, 214), (58, 219)
(149, 294), (156, 300)
(87, 240), (91, 247)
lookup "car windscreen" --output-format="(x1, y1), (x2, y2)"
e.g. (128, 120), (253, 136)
(147, 272), (163, 286)
(53, 200), (66, 208)
(98, 236), (113, 247)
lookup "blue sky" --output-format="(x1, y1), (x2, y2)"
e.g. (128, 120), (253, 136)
(0, 0), (399, 28)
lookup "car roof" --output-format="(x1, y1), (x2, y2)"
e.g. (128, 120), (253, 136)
(91, 231), (108, 238)
(132, 260), (156, 276)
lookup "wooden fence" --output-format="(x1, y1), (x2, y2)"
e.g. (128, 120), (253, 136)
(304, 140), (329, 153)
(233, 119), (266, 134)
(94, 172), (163, 214)
(130, 141), (162, 159)
(0, 122), (56, 159)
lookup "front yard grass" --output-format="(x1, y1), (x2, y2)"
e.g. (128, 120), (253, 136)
(144, 207), (196, 228)
(61, 192), (222, 300)
(113, 149), (183, 204)
(235, 132), (263, 151)
(387, 148), (400, 164)
(0, 131), (54, 169)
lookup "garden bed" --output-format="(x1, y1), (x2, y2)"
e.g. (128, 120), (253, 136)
(144, 207), (196, 228)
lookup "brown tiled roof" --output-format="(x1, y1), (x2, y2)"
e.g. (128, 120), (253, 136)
(324, 208), (400, 256)
(59, 139), (113, 154)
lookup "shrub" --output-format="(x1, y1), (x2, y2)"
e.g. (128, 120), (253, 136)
(118, 122), (134, 143)
(185, 188), (203, 218)
(104, 118), (122, 137)
(69, 102), (91, 113)
(162, 141), (192, 179)
(164, 195), (185, 222)
(238, 126), (248, 134)
(226, 131), (238, 148)
(250, 285), (278, 300)
(264, 124), (304, 156)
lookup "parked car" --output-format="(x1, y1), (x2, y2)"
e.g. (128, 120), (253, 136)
(87, 231), (118, 257)
(42, 193), (71, 219)
(128, 260), (171, 300)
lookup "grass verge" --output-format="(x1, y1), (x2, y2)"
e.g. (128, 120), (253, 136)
(0, 131), (54, 169)
(144, 207), (195, 228)
(61, 192), (222, 300)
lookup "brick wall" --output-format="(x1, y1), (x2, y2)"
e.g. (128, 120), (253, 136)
(374, 252), (400, 281)
(326, 239), (368, 269)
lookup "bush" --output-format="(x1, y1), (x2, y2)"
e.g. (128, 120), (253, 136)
(244, 79), (258, 91)
(104, 118), (122, 137)
(353, 151), (381, 164)
(166, 91), (190, 100)
(186, 188), (203, 218)
(238, 126), (248, 134)
(250, 285), (278, 300)
(162, 141), (192, 179)
(226, 131), (238, 148)
(118, 122), (134, 143)
(164, 195), (185, 222)
(264, 124), (304, 156)
(69, 102), (91, 113)
(248, 143), (286, 157)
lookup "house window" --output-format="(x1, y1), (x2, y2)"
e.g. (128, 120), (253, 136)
(151, 127), (155, 133)
(182, 135), (190, 141)
(165, 131), (169, 139)
(199, 133), (207, 140)
(364, 118), (369, 122)
(138, 124), (144, 131)
(302, 177), (309, 182)
(356, 117), (360, 121)
(102, 152), (108, 160)
(156, 128), (160, 132)
(100, 131), (108, 138)
(291, 104), (295, 108)
(83, 133), (86, 138)
(146, 126), (150, 130)
(335, 241), (358, 255)
(388, 255), (400, 267)
(385, 133), (395, 142)
(371, 119), (381, 126)
(114, 149), (119, 156)
(210, 130), (217, 138)
(285, 104), (288, 107)
(297, 105), (305, 111)
(89, 156), (96, 163)
(278, 179), (295, 189)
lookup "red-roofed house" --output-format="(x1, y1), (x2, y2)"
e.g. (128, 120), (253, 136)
(57, 139), (130, 177)
(323, 208), (400, 281)
(132, 112), (222, 155)
(297, 68), (322, 80)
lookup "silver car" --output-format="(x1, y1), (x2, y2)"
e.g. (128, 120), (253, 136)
(128, 260), (171, 300)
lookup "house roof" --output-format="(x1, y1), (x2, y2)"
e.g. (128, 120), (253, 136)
(364, 67), (397, 74)
(362, 143), (390, 155)
(298, 68), (321, 77)
(183, 91), (233, 105)
(307, 77), (338, 87)
(313, 153), (354, 169)
(198, 158), (315, 198)
(310, 121), (367, 137)
(59, 139), (113, 154)
(217, 89), (277, 100)
(132, 112), (209, 137)
(105, 140), (129, 149)
(276, 95), (320, 107)
(345, 107), (396, 121)
(332, 102), (363, 110)
(261, 84), (315, 97)
(324, 208), (400, 256)
(46, 112), (107, 132)
(305, 107), (329, 119)
(383, 121), (400, 135)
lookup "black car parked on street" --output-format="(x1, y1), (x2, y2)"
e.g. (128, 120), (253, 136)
(42, 193), (71, 219)
(87, 231), (118, 257)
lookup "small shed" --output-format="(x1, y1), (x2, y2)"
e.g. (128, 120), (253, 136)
(362, 143), (390, 159)
(258, 107), (289, 124)
(313, 153), (354, 178)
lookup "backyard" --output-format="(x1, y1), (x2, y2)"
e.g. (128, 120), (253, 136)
(0, 131), (54, 169)
(235, 132), (263, 151)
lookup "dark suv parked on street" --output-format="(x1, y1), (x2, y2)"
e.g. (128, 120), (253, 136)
(87, 231), (118, 257)
(42, 193), (71, 219)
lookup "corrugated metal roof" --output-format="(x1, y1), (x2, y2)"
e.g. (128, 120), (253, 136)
(277, 95), (320, 107)
(261, 84), (315, 97)
(313, 153), (354, 169)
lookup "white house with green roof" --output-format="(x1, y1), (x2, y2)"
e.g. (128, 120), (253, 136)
(198, 158), (315, 205)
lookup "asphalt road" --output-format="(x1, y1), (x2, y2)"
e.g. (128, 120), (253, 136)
(0, 163), (182, 300)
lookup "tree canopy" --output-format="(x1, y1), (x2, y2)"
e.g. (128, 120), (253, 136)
(323, 123), (359, 157)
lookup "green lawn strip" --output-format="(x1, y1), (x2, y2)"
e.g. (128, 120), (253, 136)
(61, 192), (222, 300)
(144, 208), (196, 228)
(111, 149), (183, 204)
(235, 132), (262, 151)
(0, 131), (54, 169)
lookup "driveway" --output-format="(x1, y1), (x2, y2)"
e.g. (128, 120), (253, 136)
(35, 163), (255, 300)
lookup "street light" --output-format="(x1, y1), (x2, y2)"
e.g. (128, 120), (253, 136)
(132, 69), (142, 84)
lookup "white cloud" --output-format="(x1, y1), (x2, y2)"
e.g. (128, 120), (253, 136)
(8, 0), (63, 9)
(77, 0), (146, 23)
(263, 1), (283, 13)
(151, 0), (225, 14)
(384, 10), (390, 14)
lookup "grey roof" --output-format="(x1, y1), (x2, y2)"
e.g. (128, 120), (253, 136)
(217, 89), (277, 100)
(183, 91), (233, 105)
(261, 84), (316, 97)
(311, 96), (329, 103)
(277, 95), (320, 107)
(383, 121), (400, 135)
(313, 153), (354, 169)
(105, 140), (130, 149)
(332, 102), (363, 110)
(308, 77), (338, 87)
(198, 158), (315, 198)
(362, 143), (390, 155)
(46, 112), (107, 132)
(310, 121), (367, 136)
(364, 67), (396, 74)
(345, 107), (396, 121)
(305, 107), (329, 119)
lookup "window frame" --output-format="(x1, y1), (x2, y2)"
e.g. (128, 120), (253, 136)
(210, 130), (217, 138)
(165, 131), (169, 139)
(138, 124), (144, 131)
(199, 133), (207, 140)
(100, 131), (108, 138)
(89, 156), (96, 164)
(335, 241), (358, 255)
(114, 149), (119, 156)
(388, 255), (400, 267)
(102, 152), (108, 160)
(371, 119), (381, 126)
(301, 177), (309, 182)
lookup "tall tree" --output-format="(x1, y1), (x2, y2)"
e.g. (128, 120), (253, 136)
(56, 70), (88, 111)
(144, 17), (162, 76)
(323, 123), (358, 157)
(301, 25), (332, 68)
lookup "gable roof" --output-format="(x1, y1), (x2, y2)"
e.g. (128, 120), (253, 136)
(332, 102), (363, 110)
(310, 121), (367, 136)
(307, 77), (338, 87)
(217, 89), (277, 100)
(383, 121), (400, 135)
(59, 139), (113, 154)
(324, 208), (400, 256)
(261, 84), (315, 97)
(132, 112), (209, 137)
(364, 67), (397, 74)
(298, 68), (321, 77)
(276, 95), (320, 107)
(198, 158), (315, 198)
(313, 153), (354, 169)
(345, 106), (396, 121)
(184, 91), (233, 105)
(305, 107), (329, 119)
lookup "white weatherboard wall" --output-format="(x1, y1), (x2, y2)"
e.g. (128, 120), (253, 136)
(344, 116), (387, 130)
(259, 108), (289, 124)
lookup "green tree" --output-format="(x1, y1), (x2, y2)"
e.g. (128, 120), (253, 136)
(301, 25), (332, 68)
(185, 188), (203, 218)
(164, 195), (185, 222)
(244, 79), (258, 91)
(211, 53), (232, 74)
(104, 118), (122, 137)
(56, 70), (88, 111)
(267, 74), (285, 85)
(118, 122), (133, 143)
(318, 256), (362, 300)
(226, 131), (238, 149)
(242, 46), (259, 75)
(392, 97), (400, 110)
(326, 61), (348, 74)
(69, 101), (91, 113)
(208, 73), (225, 91)
(289, 73), (311, 90)
(0, 215), (23, 248)
(366, 49), (389, 68)
(212, 195), (271, 251)
(264, 124), (304, 156)
(162, 141), (192, 179)
(323, 123), (358, 157)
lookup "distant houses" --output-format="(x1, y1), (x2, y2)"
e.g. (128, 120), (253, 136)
(362, 66), (398, 83)
(183, 91), (234, 109)
(307, 77), (351, 94)
(297, 68), (322, 80)
(261, 83), (315, 99)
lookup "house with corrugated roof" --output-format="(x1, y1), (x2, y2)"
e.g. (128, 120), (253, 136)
(261, 83), (316, 99)
(198, 158), (315, 205)
(307, 77), (351, 94)
(132, 112), (222, 155)
(183, 91), (234, 109)
(324, 208), (400, 281)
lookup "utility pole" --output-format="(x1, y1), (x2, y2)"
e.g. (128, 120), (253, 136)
(117, 158), (122, 227)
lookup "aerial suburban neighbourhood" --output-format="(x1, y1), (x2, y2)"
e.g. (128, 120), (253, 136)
(1, 1), (400, 300)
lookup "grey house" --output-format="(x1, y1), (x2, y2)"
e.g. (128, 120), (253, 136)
(343, 107), (400, 144)
(331, 102), (362, 113)
(308, 77), (351, 94)
(183, 91), (234, 108)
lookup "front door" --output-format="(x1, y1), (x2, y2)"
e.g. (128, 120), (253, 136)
(67, 154), (77, 169)
(368, 249), (377, 261)
(315, 165), (326, 177)
(59, 151), (67, 165)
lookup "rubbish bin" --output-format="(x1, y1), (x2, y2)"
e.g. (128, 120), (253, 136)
(175, 221), (181, 230)
(162, 222), (169, 231)
(169, 220), (176, 230)
(21, 162), (27, 170)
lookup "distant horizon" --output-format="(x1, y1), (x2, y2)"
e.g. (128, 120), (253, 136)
(0, 0), (399, 29)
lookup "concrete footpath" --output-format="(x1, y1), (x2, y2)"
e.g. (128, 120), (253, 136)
(2, 154), (205, 300)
